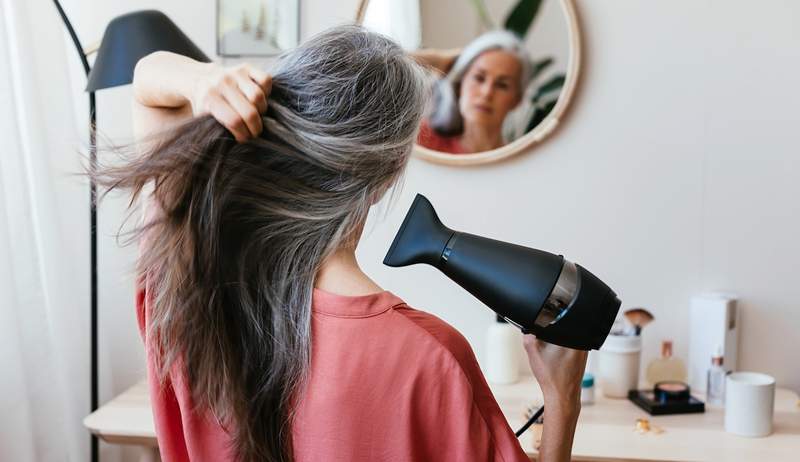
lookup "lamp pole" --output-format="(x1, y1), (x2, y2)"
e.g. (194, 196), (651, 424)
(51, 2), (99, 461)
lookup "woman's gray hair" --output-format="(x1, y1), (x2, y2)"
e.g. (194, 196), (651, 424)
(428, 29), (533, 138)
(89, 24), (431, 462)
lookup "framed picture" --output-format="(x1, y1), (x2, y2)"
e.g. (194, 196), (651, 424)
(216, 0), (300, 57)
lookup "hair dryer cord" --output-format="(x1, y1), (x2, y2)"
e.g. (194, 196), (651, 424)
(515, 404), (544, 438)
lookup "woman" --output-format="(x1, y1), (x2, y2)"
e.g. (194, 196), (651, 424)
(417, 30), (532, 154)
(94, 25), (585, 462)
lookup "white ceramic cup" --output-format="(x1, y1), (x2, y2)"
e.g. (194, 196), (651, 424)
(724, 372), (776, 437)
(596, 334), (641, 398)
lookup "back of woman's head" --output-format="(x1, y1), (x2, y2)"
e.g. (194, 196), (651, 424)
(93, 24), (430, 462)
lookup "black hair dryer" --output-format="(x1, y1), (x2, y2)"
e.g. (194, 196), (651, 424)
(383, 194), (621, 351)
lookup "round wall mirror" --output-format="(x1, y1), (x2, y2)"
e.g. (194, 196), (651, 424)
(355, 0), (582, 165)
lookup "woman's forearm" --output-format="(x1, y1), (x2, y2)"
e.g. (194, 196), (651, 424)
(408, 48), (460, 75)
(538, 398), (581, 462)
(132, 51), (214, 108)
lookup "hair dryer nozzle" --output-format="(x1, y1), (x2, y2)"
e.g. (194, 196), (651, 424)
(383, 194), (454, 268)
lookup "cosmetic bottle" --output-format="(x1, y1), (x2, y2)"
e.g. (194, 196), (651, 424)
(486, 315), (521, 384)
(706, 347), (727, 406)
(646, 340), (687, 387)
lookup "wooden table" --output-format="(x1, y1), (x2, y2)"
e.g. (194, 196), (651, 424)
(83, 380), (159, 462)
(489, 373), (800, 461)
(85, 374), (800, 461)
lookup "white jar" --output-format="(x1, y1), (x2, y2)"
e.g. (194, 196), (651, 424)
(724, 372), (775, 437)
(485, 315), (522, 384)
(597, 333), (642, 398)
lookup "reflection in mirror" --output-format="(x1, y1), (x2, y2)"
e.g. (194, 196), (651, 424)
(361, 0), (571, 156)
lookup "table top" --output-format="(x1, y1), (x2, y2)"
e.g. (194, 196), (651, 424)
(489, 373), (800, 462)
(84, 380), (157, 447)
(85, 374), (800, 461)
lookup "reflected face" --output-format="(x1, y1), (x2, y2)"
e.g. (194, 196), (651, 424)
(458, 50), (523, 129)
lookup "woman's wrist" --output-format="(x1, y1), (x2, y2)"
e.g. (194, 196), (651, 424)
(544, 396), (581, 419)
(542, 385), (582, 418)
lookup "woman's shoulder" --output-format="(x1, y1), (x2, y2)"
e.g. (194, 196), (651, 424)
(392, 304), (471, 354)
(390, 303), (484, 385)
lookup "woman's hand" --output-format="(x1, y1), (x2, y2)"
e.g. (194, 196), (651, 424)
(523, 334), (587, 408)
(523, 334), (587, 462)
(190, 63), (273, 142)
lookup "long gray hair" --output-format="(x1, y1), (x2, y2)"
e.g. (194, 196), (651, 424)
(428, 29), (533, 137)
(90, 25), (430, 462)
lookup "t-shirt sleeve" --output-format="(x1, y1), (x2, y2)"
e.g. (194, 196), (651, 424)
(398, 308), (530, 462)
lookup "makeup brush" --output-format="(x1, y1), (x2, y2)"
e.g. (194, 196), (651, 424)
(624, 307), (654, 336)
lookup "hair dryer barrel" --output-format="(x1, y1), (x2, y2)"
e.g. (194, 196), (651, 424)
(383, 194), (621, 350)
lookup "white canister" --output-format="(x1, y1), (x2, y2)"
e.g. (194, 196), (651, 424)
(596, 334), (641, 398)
(724, 372), (775, 437)
(485, 315), (522, 384)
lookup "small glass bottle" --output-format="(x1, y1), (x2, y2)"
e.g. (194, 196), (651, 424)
(645, 340), (687, 387)
(706, 348), (727, 406)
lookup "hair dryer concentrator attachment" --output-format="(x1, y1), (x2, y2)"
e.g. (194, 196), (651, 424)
(383, 194), (622, 351)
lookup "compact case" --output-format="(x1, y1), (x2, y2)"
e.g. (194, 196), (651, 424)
(628, 381), (705, 415)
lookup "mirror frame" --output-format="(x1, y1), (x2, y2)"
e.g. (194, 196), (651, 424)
(356, 0), (582, 166)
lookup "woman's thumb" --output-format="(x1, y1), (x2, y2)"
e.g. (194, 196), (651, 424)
(522, 333), (538, 349)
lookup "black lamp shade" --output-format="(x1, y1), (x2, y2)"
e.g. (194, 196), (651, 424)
(86, 10), (210, 92)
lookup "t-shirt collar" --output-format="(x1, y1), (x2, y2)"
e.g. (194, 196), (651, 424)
(311, 286), (405, 318)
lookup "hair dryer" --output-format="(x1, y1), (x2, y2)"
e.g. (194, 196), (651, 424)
(383, 194), (621, 351)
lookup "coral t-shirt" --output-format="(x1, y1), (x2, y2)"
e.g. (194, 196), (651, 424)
(416, 118), (466, 154)
(135, 207), (528, 462)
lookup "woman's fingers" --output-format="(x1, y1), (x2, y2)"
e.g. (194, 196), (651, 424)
(221, 77), (263, 140)
(234, 72), (267, 115)
(247, 65), (272, 97)
(522, 333), (538, 350)
(207, 90), (250, 142)
(193, 63), (272, 142)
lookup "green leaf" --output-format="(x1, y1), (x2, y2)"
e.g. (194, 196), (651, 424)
(467, 0), (496, 30)
(530, 57), (554, 81)
(530, 73), (565, 112)
(530, 74), (566, 102)
(525, 98), (558, 132)
(504, 0), (543, 39)
(539, 74), (566, 93)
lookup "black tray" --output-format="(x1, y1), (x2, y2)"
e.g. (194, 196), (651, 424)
(628, 389), (705, 415)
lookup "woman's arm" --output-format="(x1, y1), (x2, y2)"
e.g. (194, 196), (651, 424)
(131, 51), (272, 142)
(408, 48), (461, 76)
(523, 335), (587, 462)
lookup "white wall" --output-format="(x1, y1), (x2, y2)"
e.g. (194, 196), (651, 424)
(56, 0), (799, 460)
(368, 0), (800, 391)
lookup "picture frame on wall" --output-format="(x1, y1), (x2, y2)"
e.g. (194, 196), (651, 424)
(216, 0), (300, 57)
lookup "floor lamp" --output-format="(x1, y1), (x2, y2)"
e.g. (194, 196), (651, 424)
(51, 3), (209, 461)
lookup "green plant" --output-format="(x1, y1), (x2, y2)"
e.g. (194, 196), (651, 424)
(504, 0), (544, 38)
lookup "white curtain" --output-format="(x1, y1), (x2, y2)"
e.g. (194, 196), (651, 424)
(0, 0), (87, 460)
(362, 0), (422, 50)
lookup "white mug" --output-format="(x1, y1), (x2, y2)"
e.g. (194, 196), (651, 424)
(724, 372), (775, 437)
